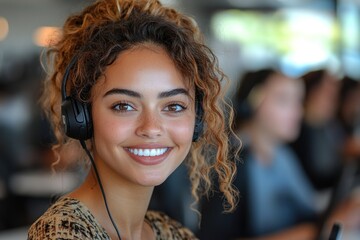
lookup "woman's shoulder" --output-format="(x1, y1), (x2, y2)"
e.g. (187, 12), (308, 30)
(28, 197), (109, 240)
(145, 210), (198, 240)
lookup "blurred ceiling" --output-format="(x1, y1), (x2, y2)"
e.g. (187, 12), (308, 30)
(0, 0), (88, 57)
(0, 0), (339, 58)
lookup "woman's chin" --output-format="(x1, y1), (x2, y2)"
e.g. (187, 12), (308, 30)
(135, 173), (170, 187)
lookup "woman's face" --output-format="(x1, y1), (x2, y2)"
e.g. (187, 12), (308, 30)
(255, 74), (304, 142)
(307, 75), (339, 122)
(91, 45), (195, 187)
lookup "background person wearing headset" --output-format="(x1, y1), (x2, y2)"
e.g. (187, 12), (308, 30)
(200, 69), (360, 240)
(27, 0), (238, 239)
(200, 69), (317, 240)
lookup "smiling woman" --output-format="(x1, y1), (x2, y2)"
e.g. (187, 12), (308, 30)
(27, 0), (238, 239)
(91, 46), (195, 187)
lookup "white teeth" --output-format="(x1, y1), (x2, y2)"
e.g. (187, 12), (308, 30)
(144, 149), (150, 156)
(128, 148), (168, 157)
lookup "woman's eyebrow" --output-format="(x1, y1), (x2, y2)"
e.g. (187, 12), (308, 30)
(103, 88), (190, 99)
(103, 88), (142, 98)
(158, 88), (190, 98)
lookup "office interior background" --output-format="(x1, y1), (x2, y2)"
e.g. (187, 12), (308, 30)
(0, 0), (360, 239)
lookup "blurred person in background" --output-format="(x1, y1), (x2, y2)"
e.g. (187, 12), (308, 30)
(289, 71), (360, 239)
(200, 69), (360, 240)
(322, 76), (360, 237)
(337, 76), (360, 159)
(291, 69), (343, 192)
(201, 69), (316, 239)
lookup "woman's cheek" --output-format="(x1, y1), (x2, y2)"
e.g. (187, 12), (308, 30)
(167, 117), (195, 143)
(94, 114), (135, 142)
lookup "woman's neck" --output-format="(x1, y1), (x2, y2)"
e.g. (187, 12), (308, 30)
(68, 165), (154, 240)
(248, 124), (278, 165)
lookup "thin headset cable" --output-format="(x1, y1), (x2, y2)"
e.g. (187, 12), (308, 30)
(80, 140), (122, 240)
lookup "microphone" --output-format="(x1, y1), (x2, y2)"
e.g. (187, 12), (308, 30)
(328, 223), (342, 240)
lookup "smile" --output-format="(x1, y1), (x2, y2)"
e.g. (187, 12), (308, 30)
(127, 148), (168, 157)
(125, 147), (171, 166)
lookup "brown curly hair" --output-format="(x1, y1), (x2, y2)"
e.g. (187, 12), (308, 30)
(42, 0), (238, 212)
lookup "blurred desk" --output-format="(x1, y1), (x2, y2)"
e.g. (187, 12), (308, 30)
(9, 170), (81, 197)
(0, 226), (27, 240)
(3, 170), (83, 231)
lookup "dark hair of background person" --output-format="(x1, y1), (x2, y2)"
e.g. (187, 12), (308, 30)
(302, 69), (333, 102)
(290, 68), (343, 191)
(232, 68), (276, 130)
(337, 76), (360, 135)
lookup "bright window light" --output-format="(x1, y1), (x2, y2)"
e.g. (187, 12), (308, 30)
(0, 17), (9, 41)
(33, 26), (61, 47)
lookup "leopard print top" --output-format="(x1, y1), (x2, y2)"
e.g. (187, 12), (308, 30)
(28, 197), (198, 240)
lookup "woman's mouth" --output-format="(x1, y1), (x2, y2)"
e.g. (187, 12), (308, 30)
(127, 148), (168, 157)
(125, 147), (171, 165)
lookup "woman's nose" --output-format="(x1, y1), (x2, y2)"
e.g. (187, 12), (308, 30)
(135, 110), (164, 139)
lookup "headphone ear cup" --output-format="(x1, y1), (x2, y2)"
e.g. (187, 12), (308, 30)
(192, 119), (203, 142)
(61, 97), (93, 140)
(192, 100), (204, 142)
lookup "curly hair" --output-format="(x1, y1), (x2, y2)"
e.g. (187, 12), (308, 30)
(42, 0), (238, 212)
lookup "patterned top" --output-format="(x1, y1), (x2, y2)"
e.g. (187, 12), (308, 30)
(28, 197), (198, 240)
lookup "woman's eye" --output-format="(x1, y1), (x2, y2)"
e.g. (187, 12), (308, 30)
(164, 104), (187, 113)
(112, 103), (135, 112)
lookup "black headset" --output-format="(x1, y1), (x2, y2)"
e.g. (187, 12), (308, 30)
(61, 56), (93, 140)
(193, 89), (204, 142)
(61, 55), (204, 142)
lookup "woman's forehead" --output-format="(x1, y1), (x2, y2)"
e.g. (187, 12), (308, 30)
(91, 46), (195, 98)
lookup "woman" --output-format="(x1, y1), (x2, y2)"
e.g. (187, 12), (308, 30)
(291, 69), (343, 191)
(337, 76), (360, 158)
(200, 69), (319, 240)
(28, 0), (237, 239)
